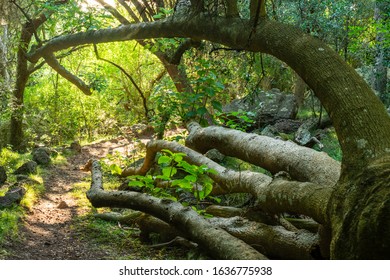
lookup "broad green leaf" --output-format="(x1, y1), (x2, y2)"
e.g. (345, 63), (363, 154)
(196, 107), (208, 116)
(109, 164), (122, 175)
(162, 166), (177, 178)
(184, 175), (197, 182)
(211, 100), (223, 112)
(158, 155), (171, 164)
(128, 180), (145, 187)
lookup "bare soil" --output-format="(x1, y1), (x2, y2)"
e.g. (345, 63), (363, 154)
(2, 137), (149, 259)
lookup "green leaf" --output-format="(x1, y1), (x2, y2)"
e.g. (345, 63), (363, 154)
(206, 168), (218, 175)
(161, 149), (174, 156)
(211, 100), (223, 112)
(109, 164), (122, 175)
(184, 175), (197, 182)
(196, 107), (208, 116)
(172, 179), (193, 190)
(128, 180), (145, 187)
(203, 182), (213, 198)
(173, 152), (186, 163)
(162, 166), (177, 178)
(158, 155), (171, 164)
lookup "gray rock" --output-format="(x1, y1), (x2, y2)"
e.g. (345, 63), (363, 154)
(14, 161), (38, 175)
(0, 165), (6, 185)
(0, 186), (26, 208)
(273, 119), (302, 134)
(223, 89), (298, 128)
(32, 147), (51, 165)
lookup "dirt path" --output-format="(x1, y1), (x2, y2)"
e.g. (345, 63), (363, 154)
(4, 138), (137, 260)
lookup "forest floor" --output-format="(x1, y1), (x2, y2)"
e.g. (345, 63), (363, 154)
(2, 135), (190, 260)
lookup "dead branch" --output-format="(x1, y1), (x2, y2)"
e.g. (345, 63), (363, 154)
(87, 160), (268, 259)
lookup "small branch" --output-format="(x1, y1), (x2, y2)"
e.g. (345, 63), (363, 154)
(95, 0), (130, 25)
(43, 52), (92, 95)
(118, 0), (140, 23)
(169, 39), (201, 65)
(93, 44), (149, 120)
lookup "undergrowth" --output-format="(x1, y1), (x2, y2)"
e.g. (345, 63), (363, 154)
(0, 148), (49, 257)
(69, 174), (195, 259)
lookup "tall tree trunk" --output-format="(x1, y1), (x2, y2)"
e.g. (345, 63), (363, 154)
(374, 1), (389, 107)
(0, 24), (11, 111)
(10, 21), (31, 151)
(9, 2), (68, 151)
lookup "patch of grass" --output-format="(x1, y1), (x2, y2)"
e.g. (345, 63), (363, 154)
(0, 148), (31, 175)
(0, 148), (47, 250)
(71, 213), (194, 260)
(0, 206), (24, 246)
(20, 182), (46, 210)
(71, 181), (93, 209)
(51, 153), (68, 165)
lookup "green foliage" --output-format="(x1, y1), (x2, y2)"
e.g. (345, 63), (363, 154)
(314, 128), (343, 162)
(216, 110), (256, 131)
(0, 148), (30, 175)
(0, 206), (23, 246)
(0, 150), (46, 249)
(126, 149), (218, 206)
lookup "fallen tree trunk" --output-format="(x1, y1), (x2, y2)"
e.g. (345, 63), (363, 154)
(185, 122), (340, 186)
(95, 210), (320, 259)
(121, 139), (330, 223)
(87, 160), (267, 260)
(210, 217), (320, 260)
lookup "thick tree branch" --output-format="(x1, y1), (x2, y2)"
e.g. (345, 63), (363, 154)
(121, 139), (330, 223)
(186, 122), (340, 186)
(87, 160), (267, 260)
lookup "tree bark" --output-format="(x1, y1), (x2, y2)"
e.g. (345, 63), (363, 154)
(10, 1), (69, 151)
(186, 122), (340, 186)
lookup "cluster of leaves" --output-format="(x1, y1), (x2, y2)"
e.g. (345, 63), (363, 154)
(126, 149), (218, 208)
(150, 59), (226, 129)
(215, 110), (256, 132)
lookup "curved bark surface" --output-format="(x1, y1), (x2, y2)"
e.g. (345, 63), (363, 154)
(186, 122), (340, 186)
